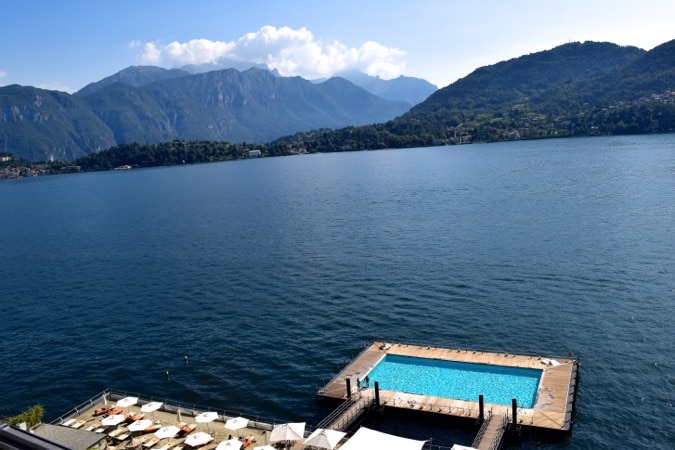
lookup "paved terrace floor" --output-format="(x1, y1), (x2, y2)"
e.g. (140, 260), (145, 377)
(55, 395), (305, 450)
(317, 342), (578, 431)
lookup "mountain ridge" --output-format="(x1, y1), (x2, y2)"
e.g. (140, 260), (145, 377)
(1, 67), (411, 161)
(269, 39), (674, 152)
(2, 39), (673, 163)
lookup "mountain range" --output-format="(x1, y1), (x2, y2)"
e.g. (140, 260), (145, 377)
(0, 67), (434, 161)
(2, 38), (674, 163)
(271, 39), (673, 153)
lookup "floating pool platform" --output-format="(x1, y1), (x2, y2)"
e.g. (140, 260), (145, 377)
(316, 342), (578, 432)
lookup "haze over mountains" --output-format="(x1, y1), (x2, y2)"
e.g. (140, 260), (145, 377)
(1, 38), (673, 162)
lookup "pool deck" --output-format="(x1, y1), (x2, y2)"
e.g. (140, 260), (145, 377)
(316, 342), (578, 431)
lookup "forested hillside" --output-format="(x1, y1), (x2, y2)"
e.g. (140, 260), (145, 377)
(3, 39), (674, 175)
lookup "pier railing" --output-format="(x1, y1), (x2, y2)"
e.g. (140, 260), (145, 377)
(374, 338), (579, 363)
(471, 411), (508, 450)
(50, 389), (112, 424)
(316, 393), (375, 432)
(471, 410), (492, 448)
(315, 340), (373, 395)
(383, 396), (481, 418)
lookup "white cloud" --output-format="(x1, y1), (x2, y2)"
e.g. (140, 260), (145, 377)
(137, 26), (405, 79)
(0, 70), (6, 79)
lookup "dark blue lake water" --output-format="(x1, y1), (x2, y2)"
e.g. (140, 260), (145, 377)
(1, 135), (673, 449)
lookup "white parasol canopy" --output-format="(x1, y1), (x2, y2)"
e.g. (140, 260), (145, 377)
(128, 419), (153, 433)
(141, 402), (163, 423)
(141, 402), (163, 413)
(184, 431), (213, 447)
(195, 411), (218, 432)
(154, 425), (180, 440)
(101, 414), (126, 426)
(304, 428), (346, 450)
(216, 439), (242, 450)
(116, 397), (139, 408)
(224, 416), (249, 431)
(269, 422), (305, 443)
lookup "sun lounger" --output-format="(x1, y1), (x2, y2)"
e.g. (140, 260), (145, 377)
(241, 436), (255, 448)
(145, 424), (161, 433)
(154, 445), (169, 450)
(109, 428), (126, 438)
(61, 418), (76, 427)
(113, 432), (131, 442)
(94, 406), (112, 416)
(108, 407), (124, 416)
(126, 412), (145, 422)
(142, 436), (160, 449)
(71, 420), (86, 429)
(179, 424), (196, 435)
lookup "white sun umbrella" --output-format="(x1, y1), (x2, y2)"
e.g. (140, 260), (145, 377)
(224, 416), (249, 437)
(184, 431), (213, 448)
(128, 419), (152, 432)
(304, 428), (346, 450)
(195, 411), (218, 432)
(128, 419), (152, 435)
(216, 439), (242, 450)
(154, 425), (180, 447)
(269, 422), (305, 444)
(116, 396), (139, 409)
(101, 414), (126, 427)
(141, 402), (163, 423)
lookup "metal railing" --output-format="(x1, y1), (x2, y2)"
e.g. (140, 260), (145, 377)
(49, 388), (295, 432)
(490, 414), (509, 450)
(371, 338), (580, 362)
(316, 394), (374, 432)
(471, 412), (508, 450)
(471, 410), (492, 448)
(382, 396), (480, 418)
(315, 340), (374, 395)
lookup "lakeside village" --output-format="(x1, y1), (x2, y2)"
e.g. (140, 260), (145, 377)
(0, 158), (81, 179)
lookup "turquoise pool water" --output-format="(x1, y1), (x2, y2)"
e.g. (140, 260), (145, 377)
(365, 354), (542, 408)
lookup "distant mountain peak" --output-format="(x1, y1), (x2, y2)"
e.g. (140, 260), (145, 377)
(76, 66), (189, 96)
(180, 58), (271, 75)
(328, 70), (437, 106)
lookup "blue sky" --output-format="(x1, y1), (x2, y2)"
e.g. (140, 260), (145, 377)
(1, 0), (673, 93)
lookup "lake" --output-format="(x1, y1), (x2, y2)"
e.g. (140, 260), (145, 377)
(0, 134), (673, 449)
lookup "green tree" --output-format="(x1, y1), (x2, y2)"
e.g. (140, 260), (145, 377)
(5, 404), (45, 428)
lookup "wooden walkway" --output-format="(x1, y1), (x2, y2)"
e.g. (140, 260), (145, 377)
(317, 391), (376, 432)
(473, 415), (508, 450)
(317, 342), (579, 432)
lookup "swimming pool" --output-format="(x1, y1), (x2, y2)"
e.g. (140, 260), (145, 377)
(365, 354), (542, 408)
